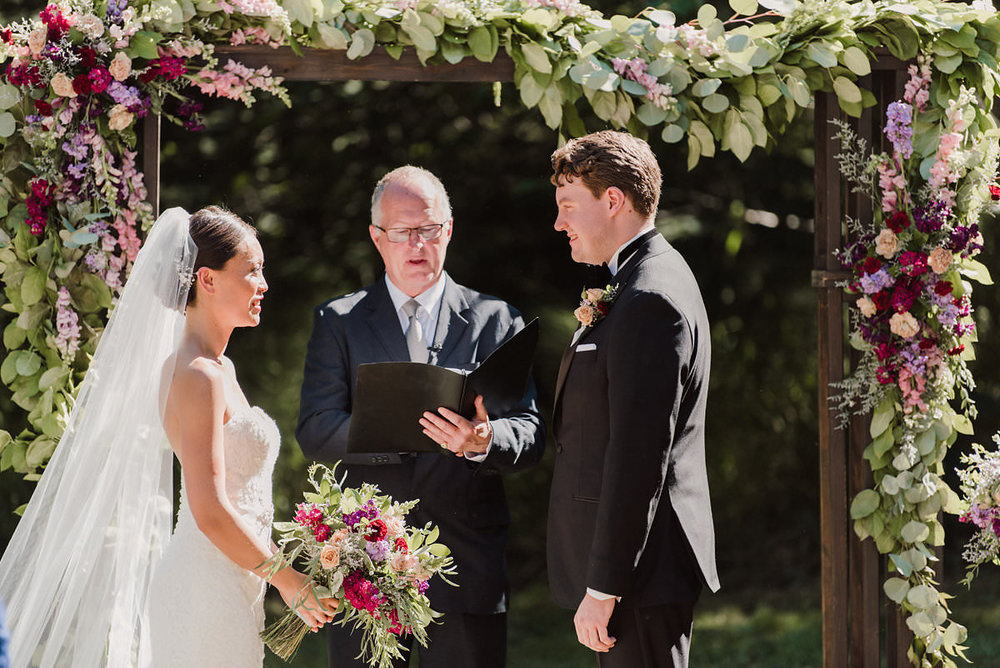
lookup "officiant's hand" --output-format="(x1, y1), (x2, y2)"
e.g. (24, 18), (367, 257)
(420, 395), (492, 457)
(574, 594), (617, 653)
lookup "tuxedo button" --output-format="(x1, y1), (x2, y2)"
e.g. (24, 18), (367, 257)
(555, 442), (564, 454)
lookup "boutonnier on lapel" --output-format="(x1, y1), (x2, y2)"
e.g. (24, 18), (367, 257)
(574, 284), (618, 329)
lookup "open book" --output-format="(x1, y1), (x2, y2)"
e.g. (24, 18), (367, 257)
(346, 318), (539, 454)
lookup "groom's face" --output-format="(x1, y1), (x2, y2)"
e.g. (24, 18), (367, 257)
(554, 177), (615, 265)
(370, 182), (452, 297)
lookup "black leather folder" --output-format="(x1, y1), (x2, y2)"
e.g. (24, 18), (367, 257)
(346, 318), (539, 454)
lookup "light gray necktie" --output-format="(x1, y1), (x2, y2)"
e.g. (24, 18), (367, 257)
(402, 299), (428, 363)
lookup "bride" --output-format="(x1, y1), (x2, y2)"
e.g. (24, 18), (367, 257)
(0, 206), (335, 667)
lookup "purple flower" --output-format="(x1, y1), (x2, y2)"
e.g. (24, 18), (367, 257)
(913, 201), (950, 234)
(365, 539), (390, 562)
(885, 102), (913, 159)
(859, 268), (894, 294)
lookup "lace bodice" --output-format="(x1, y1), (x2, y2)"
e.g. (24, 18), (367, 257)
(149, 406), (280, 668)
(175, 405), (280, 541)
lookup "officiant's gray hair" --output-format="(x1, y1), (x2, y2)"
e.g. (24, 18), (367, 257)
(370, 166), (452, 228)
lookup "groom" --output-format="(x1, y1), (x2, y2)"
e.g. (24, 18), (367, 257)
(546, 131), (720, 667)
(297, 165), (545, 668)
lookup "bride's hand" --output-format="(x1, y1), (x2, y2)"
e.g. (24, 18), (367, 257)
(275, 570), (337, 631)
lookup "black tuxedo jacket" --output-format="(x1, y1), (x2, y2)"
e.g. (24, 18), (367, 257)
(296, 273), (545, 614)
(547, 233), (720, 609)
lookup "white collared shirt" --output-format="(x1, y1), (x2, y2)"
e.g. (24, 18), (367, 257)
(607, 224), (655, 276)
(384, 273), (447, 345)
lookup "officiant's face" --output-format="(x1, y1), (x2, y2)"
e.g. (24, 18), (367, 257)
(371, 181), (452, 297)
(554, 177), (616, 265)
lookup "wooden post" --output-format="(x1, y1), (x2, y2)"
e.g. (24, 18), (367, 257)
(813, 51), (911, 667)
(142, 113), (161, 216)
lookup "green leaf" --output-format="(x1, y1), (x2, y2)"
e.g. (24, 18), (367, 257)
(934, 52), (963, 74)
(0, 353), (18, 385)
(889, 552), (912, 577)
(403, 23), (436, 53)
(38, 366), (67, 391)
(0, 113), (14, 140)
(521, 43), (552, 75)
(691, 78), (722, 97)
(15, 352), (41, 377)
(589, 90), (616, 121)
(21, 267), (46, 307)
(468, 26), (497, 62)
(3, 321), (25, 351)
(284, 0), (316, 26)
(728, 117), (754, 162)
(884, 577), (910, 604)
(726, 34), (749, 53)
(907, 585), (937, 610)
(316, 23), (348, 50)
(901, 520), (929, 544)
(647, 9), (676, 25)
(346, 28), (375, 60)
(519, 74), (545, 107)
(636, 102), (668, 126)
(0, 84), (19, 111)
(953, 413), (974, 435)
(703, 93), (730, 113)
(129, 31), (161, 61)
(841, 46), (871, 76)
(806, 41), (838, 68)
(697, 4), (717, 26)
(538, 87), (563, 129)
(960, 258), (992, 285)
(833, 76), (862, 104)
(661, 124), (685, 143)
(870, 396), (895, 438)
(850, 489), (879, 519)
(872, 429), (894, 458)
(915, 428), (936, 456)
(729, 0), (758, 16)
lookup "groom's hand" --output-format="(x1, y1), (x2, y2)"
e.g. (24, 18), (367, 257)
(420, 395), (492, 457)
(574, 593), (617, 653)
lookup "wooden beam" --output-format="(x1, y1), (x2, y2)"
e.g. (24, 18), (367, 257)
(213, 45), (515, 82)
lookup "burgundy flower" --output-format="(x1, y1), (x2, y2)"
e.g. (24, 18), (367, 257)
(899, 251), (928, 277)
(72, 74), (91, 96)
(874, 342), (897, 362)
(875, 365), (895, 385)
(863, 257), (882, 275)
(366, 519), (388, 542)
(872, 291), (891, 311)
(34, 99), (53, 116)
(394, 537), (408, 553)
(1, 29), (12, 44)
(40, 4), (71, 41)
(88, 67), (112, 94)
(78, 46), (98, 69)
(949, 345), (965, 356)
(991, 184), (1000, 201)
(918, 338), (936, 351)
(314, 524), (331, 542)
(886, 210), (910, 233)
(934, 281), (953, 296)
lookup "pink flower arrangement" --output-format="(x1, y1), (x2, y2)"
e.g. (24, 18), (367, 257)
(263, 464), (455, 663)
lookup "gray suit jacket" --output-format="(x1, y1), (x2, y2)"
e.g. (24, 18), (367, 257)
(297, 273), (544, 613)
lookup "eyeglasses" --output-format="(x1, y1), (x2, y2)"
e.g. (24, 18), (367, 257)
(373, 224), (447, 243)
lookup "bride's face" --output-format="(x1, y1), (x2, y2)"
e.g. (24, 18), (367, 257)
(211, 237), (268, 327)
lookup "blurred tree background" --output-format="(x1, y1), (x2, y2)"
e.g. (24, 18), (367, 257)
(4, 0), (1000, 665)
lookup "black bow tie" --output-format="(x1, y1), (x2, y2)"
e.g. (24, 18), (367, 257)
(584, 262), (613, 288)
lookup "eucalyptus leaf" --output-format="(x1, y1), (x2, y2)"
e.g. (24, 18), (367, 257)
(884, 577), (910, 604)
(806, 41), (838, 68)
(647, 9), (676, 26)
(729, 0), (758, 15)
(637, 103), (668, 126)
(403, 23), (437, 53)
(538, 87), (563, 129)
(696, 3), (717, 26)
(726, 34), (750, 53)
(691, 78), (722, 97)
(907, 585), (938, 610)
(890, 552), (913, 577)
(661, 124), (686, 143)
(15, 352), (41, 377)
(21, 268), (46, 307)
(960, 258), (992, 285)
(284, 0), (316, 26)
(870, 396), (895, 438)
(0, 85), (18, 112)
(850, 489), (880, 519)
(901, 520), (929, 544)
(833, 76), (862, 104)
(0, 113), (15, 140)
(346, 28), (375, 60)
(521, 43), (553, 75)
(703, 93), (730, 113)
(842, 46), (872, 76)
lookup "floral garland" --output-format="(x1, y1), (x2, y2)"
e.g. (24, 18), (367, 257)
(1, 0), (1000, 659)
(834, 53), (998, 663)
(956, 434), (1000, 587)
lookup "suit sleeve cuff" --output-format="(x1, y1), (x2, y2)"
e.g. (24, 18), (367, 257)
(463, 423), (493, 462)
(586, 588), (621, 602)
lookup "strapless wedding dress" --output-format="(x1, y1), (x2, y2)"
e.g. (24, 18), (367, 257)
(148, 406), (280, 667)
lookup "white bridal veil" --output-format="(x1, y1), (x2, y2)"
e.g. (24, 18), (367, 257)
(0, 208), (196, 667)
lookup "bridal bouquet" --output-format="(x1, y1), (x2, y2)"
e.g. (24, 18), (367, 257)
(261, 463), (456, 666)
(956, 434), (1000, 586)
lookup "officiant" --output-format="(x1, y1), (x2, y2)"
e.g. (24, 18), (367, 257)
(297, 165), (545, 668)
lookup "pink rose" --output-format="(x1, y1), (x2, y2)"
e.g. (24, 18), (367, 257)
(109, 52), (132, 81)
(320, 543), (340, 570)
(585, 288), (605, 302)
(856, 297), (877, 318)
(391, 553), (417, 573)
(75, 15), (105, 39)
(51, 72), (76, 98)
(874, 229), (899, 259)
(383, 515), (405, 538)
(108, 104), (134, 131)
(28, 28), (46, 55)
(574, 304), (595, 327)
(889, 311), (920, 339)
(927, 247), (951, 274)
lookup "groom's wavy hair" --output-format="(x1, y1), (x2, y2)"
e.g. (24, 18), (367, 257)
(550, 131), (661, 219)
(186, 205), (257, 306)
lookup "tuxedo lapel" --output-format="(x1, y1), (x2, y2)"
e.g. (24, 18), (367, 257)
(552, 337), (578, 417)
(364, 280), (410, 362)
(430, 275), (471, 367)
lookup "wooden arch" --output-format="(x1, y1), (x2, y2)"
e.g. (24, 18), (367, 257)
(138, 46), (913, 667)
